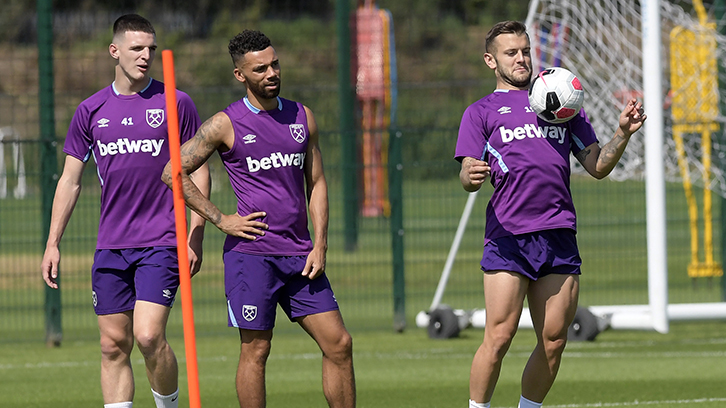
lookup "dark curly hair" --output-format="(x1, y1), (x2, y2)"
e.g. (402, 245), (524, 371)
(228, 30), (272, 65)
(112, 14), (155, 38)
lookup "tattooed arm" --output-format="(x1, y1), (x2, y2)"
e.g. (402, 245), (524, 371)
(187, 159), (210, 276)
(576, 98), (647, 180)
(162, 112), (268, 240)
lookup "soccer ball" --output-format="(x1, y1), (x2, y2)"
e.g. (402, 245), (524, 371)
(528, 67), (584, 123)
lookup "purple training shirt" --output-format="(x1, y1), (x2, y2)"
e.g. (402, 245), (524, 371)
(220, 96), (313, 256)
(63, 79), (201, 249)
(455, 89), (598, 243)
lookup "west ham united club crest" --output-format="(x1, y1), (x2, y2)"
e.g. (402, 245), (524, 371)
(243, 305), (258, 321)
(146, 109), (165, 128)
(289, 124), (305, 143)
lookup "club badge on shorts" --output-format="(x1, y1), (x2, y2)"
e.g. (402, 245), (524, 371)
(146, 109), (165, 128)
(289, 124), (305, 143)
(243, 305), (258, 321)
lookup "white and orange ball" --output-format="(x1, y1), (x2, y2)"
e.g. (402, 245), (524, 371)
(528, 67), (584, 123)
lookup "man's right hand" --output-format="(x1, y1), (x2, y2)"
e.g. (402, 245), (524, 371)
(41, 247), (61, 289)
(460, 156), (491, 192)
(217, 211), (269, 240)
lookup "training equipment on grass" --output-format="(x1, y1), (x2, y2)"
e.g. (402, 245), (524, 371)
(162, 49), (202, 408)
(418, 0), (726, 339)
(669, 4), (723, 282)
(528, 67), (584, 124)
(426, 304), (460, 339)
(567, 307), (603, 342)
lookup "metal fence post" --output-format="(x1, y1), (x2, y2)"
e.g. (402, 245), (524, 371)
(337, 0), (359, 251)
(38, 0), (62, 347)
(389, 128), (405, 331)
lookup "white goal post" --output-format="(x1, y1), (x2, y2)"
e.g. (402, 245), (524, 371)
(418, 0), (726, 337)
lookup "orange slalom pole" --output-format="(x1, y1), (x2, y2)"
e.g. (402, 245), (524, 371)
(161, 49), (202, 408)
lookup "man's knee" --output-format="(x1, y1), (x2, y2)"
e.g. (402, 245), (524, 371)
(321, 329), (353, 364)
(240, 336), (272, 366)
(134, 329), (167, 358)
(543, 335), (568, 359)
(485, 319), (518, 352)
(333, 330), (354, 356)
(100, 333), (134, 361)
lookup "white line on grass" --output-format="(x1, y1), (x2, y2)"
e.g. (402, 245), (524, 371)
(351, 349), (726, 360)
(519, 397), (726, 408)
(3, 347), (724, 371)
(562, 350), (726, 358)
(566, 337), (726, 350)
(0, 360), (94, 370)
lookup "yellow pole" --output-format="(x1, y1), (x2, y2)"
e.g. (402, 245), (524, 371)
(702, 128), (715, 266)
(673, 126), (700, 270)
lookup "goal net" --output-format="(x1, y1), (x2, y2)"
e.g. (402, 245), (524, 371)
(527, 0), (726, 190)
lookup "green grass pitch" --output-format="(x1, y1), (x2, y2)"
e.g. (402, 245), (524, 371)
(1, 320), (725, 408)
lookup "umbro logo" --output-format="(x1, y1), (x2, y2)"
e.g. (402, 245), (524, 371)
(97, 118), (110, 128)
(498, 106), (512, 115)
(243, 134), (257, 144)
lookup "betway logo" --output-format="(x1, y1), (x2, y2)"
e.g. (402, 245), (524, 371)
(499, 125), (567, 145)
(97, 138), (165, 157)
(247, 152), (306, 173)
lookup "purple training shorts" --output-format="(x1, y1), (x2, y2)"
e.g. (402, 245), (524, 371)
(481, 229), (582, 280)
(223, 251), (340, 330)
(91, 247), (179, 315)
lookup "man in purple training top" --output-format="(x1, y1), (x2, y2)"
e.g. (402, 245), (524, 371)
(161, 30), (355, 408)
(41, 14), (210, 408)
(456, 21), (646, 408)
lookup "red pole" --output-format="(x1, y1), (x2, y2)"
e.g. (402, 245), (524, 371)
(161, 49), (202, 408)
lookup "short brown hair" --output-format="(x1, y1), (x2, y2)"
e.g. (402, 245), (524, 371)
(485, 20), (528, 54)
(113, 14), (155, 39)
